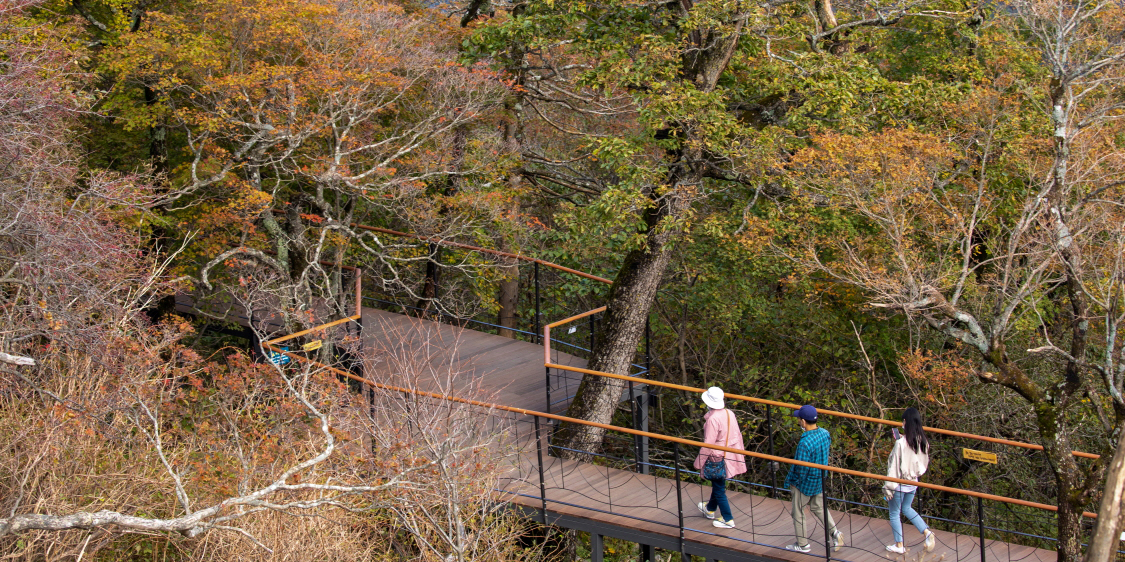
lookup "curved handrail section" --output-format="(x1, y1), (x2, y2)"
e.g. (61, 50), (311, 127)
(543, 306), (606, 365)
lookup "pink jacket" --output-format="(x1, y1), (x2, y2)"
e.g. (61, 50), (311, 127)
(693, 408), (747, 477)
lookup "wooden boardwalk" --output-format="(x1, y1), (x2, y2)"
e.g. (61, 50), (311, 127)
(501, 454), (1052, 562)
(360, 308), (1056, 562)
(360, 308), (588, 412)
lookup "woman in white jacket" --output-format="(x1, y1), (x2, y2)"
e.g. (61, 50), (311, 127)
(884, 407), (936, 554)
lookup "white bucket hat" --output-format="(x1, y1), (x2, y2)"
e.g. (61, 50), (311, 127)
(702, 386), (725, 410)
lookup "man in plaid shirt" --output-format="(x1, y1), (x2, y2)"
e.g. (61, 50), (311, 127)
(784, 405), (845, 553)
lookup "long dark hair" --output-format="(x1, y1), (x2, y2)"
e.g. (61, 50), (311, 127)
(903, 407), (929, 455)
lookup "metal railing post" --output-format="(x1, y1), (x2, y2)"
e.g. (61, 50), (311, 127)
(534, 261), (541, 345)
(767, 405), (778, 498)
(535, 416), (547, 524)
(629, 380), (639, 472)
(636, 392), (650, 474)
(644, 316), (650, 372)
(823, 472), (832, 562)
(978, 496), (986, 562)
(674, 443), (687, 562)
(591, 533), (604, 562)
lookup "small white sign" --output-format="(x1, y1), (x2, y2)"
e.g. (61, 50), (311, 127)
(568, 326), (577, 334)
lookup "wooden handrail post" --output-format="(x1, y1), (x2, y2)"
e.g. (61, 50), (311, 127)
(354, 268), (362, 318)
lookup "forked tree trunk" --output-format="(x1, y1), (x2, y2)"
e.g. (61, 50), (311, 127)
(554, 6), (743, 457)
(555, 177), (692, 457)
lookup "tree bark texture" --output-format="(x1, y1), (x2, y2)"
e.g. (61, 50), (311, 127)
(1083, 436), (1125, 562)
(556, 190), (689, 456)
(417, 243), (442, 314)
(497, 258), (519, 338)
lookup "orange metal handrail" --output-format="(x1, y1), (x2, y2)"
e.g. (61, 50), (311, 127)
(261, 339), (1099, 520)
(543, 311), (1102, 460)
(543, 306), (606, 366)
(265, 315), (361, 346)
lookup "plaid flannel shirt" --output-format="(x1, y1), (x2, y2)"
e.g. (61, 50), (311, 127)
(784, 427), (831, 497)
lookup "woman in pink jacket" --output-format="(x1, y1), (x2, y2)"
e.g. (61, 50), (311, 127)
(694, 387), (747, 529)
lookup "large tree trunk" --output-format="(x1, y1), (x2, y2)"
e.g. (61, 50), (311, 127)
(555, 186), (690, 456)
(1057, 496), (1085, 562)
(554, 8), (742, 457)
(497, 87), (524, 340)
(1048, 436), (1085, 562)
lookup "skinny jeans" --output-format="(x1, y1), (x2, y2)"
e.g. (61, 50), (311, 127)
(888, 490), (929, 544)
(706, 478), (734, 522)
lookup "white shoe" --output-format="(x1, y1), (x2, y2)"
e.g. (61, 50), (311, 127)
(696, 502), (716, 520)
(832, 530), (845, 551)
(785, 543), (812, 553)
(713, 519), (735, 529)
(886, 544), (906, 554)
(924, 530), (936, 552)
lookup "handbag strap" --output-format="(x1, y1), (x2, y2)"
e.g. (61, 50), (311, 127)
(714, 410), (734, 460)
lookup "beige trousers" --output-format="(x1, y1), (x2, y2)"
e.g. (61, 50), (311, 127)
(790, 486), (838, 547)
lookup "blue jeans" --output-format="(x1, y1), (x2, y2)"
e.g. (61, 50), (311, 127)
(888, 490), (928, 543)
(707, 478), (733, 522)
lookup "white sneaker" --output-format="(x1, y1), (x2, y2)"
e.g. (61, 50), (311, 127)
(924, 530), (936, 552)
(886, 544), (906, 554)
(785, 544), (812, 553)
(713, 519), (735, 529)
(696, 502), (716, 520)
(832, 530), (845, 551)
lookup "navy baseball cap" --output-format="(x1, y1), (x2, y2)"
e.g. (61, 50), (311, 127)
(791, 404), (818, 422)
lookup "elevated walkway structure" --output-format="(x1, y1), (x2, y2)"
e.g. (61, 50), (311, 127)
(354, 308), (1057, 562)
(183, 217), (1105, 562)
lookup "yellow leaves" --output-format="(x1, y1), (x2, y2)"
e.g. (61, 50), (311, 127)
(794, 129), (954, 195)
(791, 129), (961, 236)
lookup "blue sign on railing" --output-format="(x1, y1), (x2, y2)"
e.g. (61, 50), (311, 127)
(268, 346), (291, 365)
